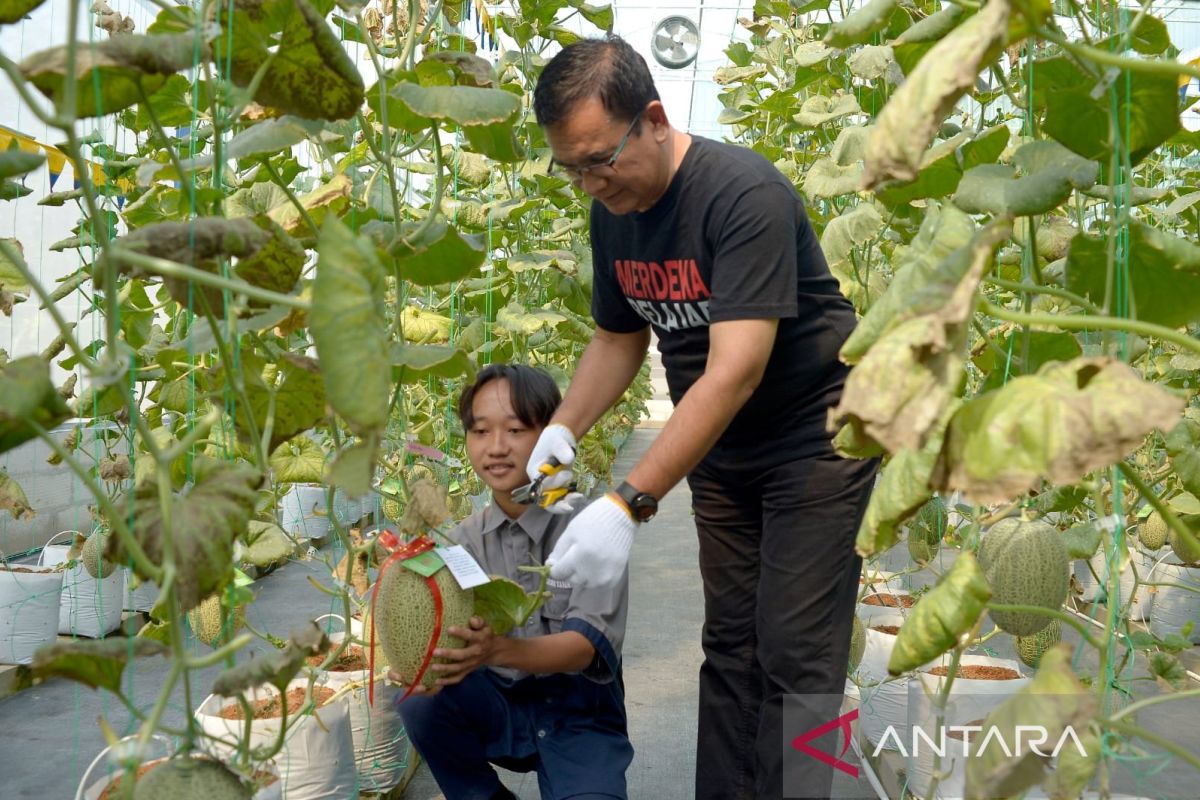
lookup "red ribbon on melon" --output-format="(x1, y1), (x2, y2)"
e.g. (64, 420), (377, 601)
(368, 531), (444, 706)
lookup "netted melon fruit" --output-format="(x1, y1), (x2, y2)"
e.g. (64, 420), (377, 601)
(375, 563), (473, 690)
(848, 616), (866, 674)
(978, 516), (1069, 636)
(82, 529), (116, 579)
(132, 756), (251, 800)
(187, 595), (245, 648)
(1168, 518), (1200, 566)
(1138, 511), (1169, 551)
(1016, 619), (1061, 669)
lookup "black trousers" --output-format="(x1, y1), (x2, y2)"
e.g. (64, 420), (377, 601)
(687, 450), (878, 800)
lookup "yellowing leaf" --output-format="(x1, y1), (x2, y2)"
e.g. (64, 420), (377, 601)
(934, 358), (1185, 503)
(888, 551), (991, 675)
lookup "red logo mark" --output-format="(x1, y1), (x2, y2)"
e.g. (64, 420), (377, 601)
(791, 708), (859, 778)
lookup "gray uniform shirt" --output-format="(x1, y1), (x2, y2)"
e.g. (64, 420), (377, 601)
(450, 502), (629, 684)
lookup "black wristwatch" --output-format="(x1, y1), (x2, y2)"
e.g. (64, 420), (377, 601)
(614, 480), (658, 523)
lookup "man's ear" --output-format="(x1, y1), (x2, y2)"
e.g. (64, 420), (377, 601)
(644, 101), (671, 141)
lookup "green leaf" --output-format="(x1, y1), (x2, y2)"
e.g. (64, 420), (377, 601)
(825, 0), (897, 48)
(270, 434), (325, 483)
(972, 329), (1083, 393)
(129, 74), (203, 130)
(109, 457), (263, 612)
(1099, 14), (1170, 56)
(803, 158), (863, 200)
(819, 203), (883, 265)
(1041, 58), (1179, 166)
(874, 133), (967, 206)
(181, 116), (325, 172)
(1064, 223), (1200, 327)
(862, 0), (1008, 189)
(391, 344), (474, 383)
(0, 356), (72, 455)
(840, 203), (975, 362)
(1060, 519), (1103, 559)
(953, 140), (1099, 216)
(327, 438), (377, 498)
(391, 218), (486, 286)
(220, 0), (365, 120)
(888, 551), (991, 675)
(1165, 419), (1200, 499)
(242, 521), (294, 568)
(0, 146), (45, 181)
(212, 622), (329, 696)
(0, 238), (29, 294)
(20, 32), (207, 118)
(473, 576), (544, 636)
(569, 0), (613, 31)
(391, 82), (520, 127)
(0, 0), (47, 24)
(960, 124), (1010, 169)
(312, 217), (390, 437)
(964, 645), (1097, 799)
(934, 358), (1185, 504)
(792, 92), (861, 128)
(215, 350), (326, 451)
(20, 639), (167, 694)
(713, 64), (768, 85)
(0, 469), (34, 519)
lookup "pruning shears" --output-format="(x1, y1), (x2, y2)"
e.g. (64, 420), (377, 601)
(512, 456), (575, 509)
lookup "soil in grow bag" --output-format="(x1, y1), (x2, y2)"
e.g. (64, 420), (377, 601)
(927, 665), (1020, 680)
(1, 565), (44, 574)
(872, 624), (902, 635)
(862, 593), (915, 608)
(97, 760), (163, 799)
(306, 646), (367, 672)
(219, 686), (337, 720)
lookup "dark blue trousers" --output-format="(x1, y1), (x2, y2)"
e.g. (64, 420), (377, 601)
(398, 668), (633, 800)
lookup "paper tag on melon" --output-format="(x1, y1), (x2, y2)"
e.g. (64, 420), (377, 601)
(436, 546), (492, 590)
(400, 550), (445, 577)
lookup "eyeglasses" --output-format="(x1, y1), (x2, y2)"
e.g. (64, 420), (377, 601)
(548, 111), (643, 182)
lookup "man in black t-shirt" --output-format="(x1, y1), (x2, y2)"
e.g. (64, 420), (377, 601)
(527, 36), (878, 800)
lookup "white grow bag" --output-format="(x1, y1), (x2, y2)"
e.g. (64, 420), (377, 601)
(1148, 558), (1200, 644)
(279, 484), (334, 543)
(76, 734), (281, 800)
(906, 655), (1030, 799)
(123, 570), (159, 613)
(39, 532), (123, 638)
(196, 677), (356, 800)
(0, 564), (64, 664)
(855, 610), (913, 751)
(314, 617), (410, 793)
(1073, 547), (1155, 621)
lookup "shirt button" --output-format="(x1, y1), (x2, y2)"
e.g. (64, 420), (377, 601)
(537, 729), (547, 738)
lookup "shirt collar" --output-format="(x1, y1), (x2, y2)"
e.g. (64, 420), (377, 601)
(480, 501), (554, 544)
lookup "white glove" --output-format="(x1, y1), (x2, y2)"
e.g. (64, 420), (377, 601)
(526, 423), (577, 491)
(546, 493), (637, 587)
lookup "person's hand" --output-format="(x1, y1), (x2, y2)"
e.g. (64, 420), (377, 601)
(526, 423), (576, 490)
(545, 493), (637, 587)
(425, 616), (499, 690)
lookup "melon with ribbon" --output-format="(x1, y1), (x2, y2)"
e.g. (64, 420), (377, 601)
(370, 534), (474, 697)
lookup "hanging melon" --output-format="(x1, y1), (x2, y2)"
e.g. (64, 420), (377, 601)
(1138, 511), (1168, 551)
(1016, 619), (1061, 669)
(978, 515), (1069, 636)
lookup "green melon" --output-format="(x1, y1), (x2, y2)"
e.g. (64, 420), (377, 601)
(82, 529), (115, 579)
(848, 616), (866, 674)
(187, 595), (244, 648)
(1168, 517), (1200, 566)
(978, 516), (1069, 636)
(375, 563), (474, 690)
(1016, 619), (1061, 669)
(133, 757), (251, 800)
(1138, 511), (1168, 551)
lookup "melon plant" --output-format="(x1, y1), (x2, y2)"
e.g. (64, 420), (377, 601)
(132, 756), (251, 800)
(978, 516), (1069, 636)
(81, 528), (116, 579)
(375, 559), (474, 690)
(907, 498), (946, 565)
(1016, 619), (1062, 669)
